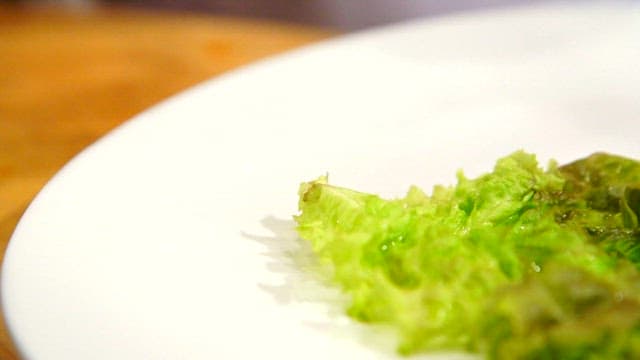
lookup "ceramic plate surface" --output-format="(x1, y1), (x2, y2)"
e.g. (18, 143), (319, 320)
(3, 2), (640, 359)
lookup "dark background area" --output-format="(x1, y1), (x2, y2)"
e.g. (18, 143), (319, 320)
(105, 0), (553, 29)
(11, 0), (561, 30)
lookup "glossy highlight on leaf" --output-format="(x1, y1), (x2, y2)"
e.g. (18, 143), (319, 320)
(295, 151), (640, 359)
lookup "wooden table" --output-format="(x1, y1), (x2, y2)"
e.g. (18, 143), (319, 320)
(0, 5), (333, 358)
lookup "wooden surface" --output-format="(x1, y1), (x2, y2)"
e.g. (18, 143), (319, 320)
(0, 5), (333, 358)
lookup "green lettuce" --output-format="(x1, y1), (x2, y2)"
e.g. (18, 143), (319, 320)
(295, 151), (640, 359)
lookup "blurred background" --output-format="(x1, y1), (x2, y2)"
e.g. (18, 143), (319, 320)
(8, 0), (560, 30)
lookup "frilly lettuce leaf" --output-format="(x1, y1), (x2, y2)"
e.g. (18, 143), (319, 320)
(295, 151), (640, 358)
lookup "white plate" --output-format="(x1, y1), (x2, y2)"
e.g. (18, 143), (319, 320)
(3, 2), (640, 359)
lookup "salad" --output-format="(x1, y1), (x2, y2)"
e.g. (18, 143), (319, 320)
(295, 151), (640, 359)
